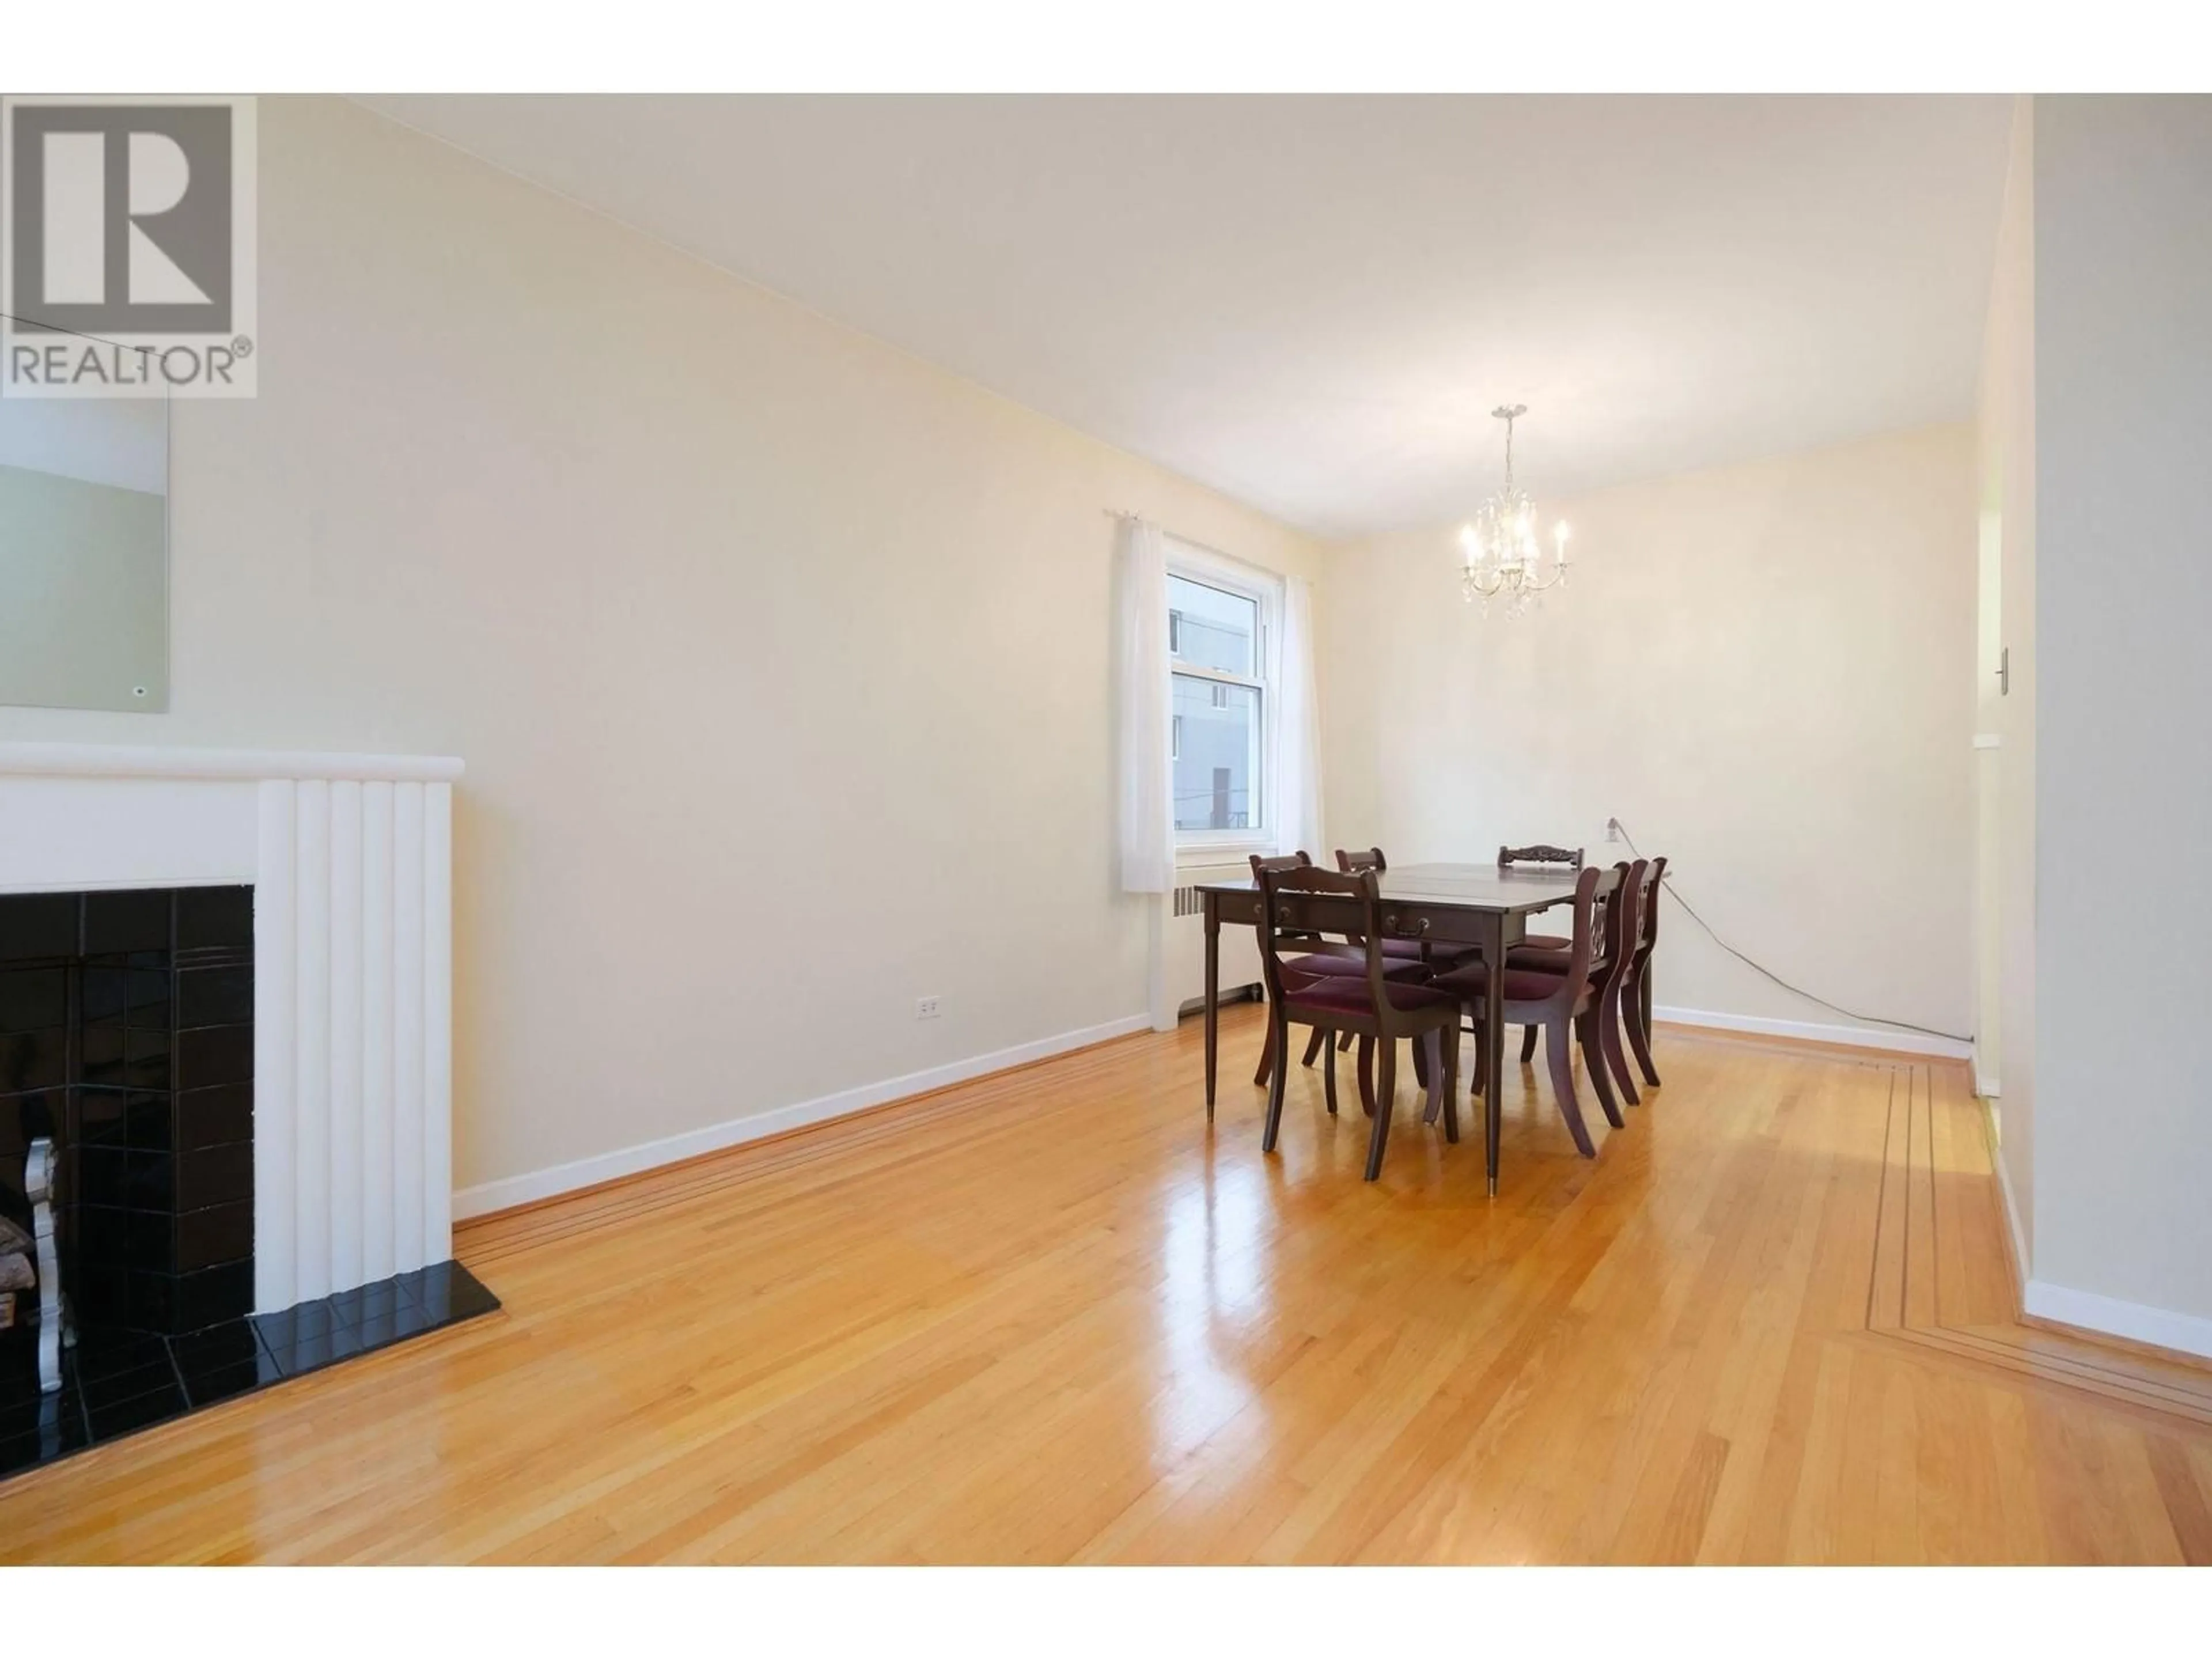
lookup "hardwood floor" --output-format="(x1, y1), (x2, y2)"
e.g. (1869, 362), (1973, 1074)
(5, 1003), (2210, 1563)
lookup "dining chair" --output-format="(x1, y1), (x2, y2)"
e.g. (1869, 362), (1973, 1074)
(1324, 848), (1477, 1093)
(1505, 858), (1647, 1107)
(1585, 859), (1643, 1108)
(1432, 863), (1617, 1158)
(1255, 863), (1461, 1180)
(1247, 852), (1318, 1086)
(1618, 855), (1667, 1089)
(1248, 851), (1427, 1091)
(1500, 843), (1586, 958)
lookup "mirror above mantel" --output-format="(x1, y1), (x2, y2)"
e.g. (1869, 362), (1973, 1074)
(0, 391), (169, 712)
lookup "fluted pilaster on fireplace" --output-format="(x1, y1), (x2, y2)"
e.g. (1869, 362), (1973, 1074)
(252, 775), (452, 1311)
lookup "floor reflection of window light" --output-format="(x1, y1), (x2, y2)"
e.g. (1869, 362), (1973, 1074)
(1151, 1161), (1272, 1467)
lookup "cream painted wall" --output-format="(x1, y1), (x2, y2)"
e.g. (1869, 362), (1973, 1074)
(2030, 96), (2212, 1334)
(0, 97), (1323, 1199)
(1975, 97), (2036, 1259)
(1320, 423), (1976, 1046)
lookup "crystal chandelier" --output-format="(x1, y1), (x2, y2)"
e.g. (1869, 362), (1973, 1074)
(1458, 404), (1571, 616)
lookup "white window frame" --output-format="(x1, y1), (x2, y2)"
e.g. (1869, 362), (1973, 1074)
(1165, 536), (1282, 865)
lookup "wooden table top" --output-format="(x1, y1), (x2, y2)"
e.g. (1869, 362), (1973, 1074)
(1194, 859), (1600, 915)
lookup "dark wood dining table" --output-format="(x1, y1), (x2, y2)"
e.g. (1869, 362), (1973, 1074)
(1194, 861), (1618, 1194)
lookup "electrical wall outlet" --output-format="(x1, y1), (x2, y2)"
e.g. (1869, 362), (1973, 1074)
(916, 995), (942, 1020)
(1605, 817), (1623, 843)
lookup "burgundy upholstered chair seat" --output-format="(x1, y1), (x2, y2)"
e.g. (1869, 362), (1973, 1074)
(1507, 947), (1565, 969)
(1429, 962), (1584, 1005)
(1379, 937), (1430, 960)
(1281, 951), (1429, 983)
(1506, 931), (1572, 969)
(1284, 977), (1459, 1017)
(1508, 946), (1609, 979)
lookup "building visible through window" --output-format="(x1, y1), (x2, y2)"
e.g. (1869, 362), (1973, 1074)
(1167, 569), (1267, 837)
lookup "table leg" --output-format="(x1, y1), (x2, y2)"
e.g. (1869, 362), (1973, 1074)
(1484, 915), (1506, 1197)
(1203, 893), (1220, 1120)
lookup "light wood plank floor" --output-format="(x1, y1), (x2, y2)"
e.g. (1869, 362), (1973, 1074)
(5, 1004), (2211, 1563)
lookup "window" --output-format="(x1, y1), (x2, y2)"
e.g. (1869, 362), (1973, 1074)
(1166, 552), (1278, 851)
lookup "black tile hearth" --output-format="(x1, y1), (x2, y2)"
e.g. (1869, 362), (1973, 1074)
(0, 1391), (92, 1474)
(84, 1380), (189, 1442)
(0, 1260), (500, 1482)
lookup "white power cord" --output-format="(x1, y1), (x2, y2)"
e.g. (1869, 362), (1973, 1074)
(1609, 817), (1972, 1046)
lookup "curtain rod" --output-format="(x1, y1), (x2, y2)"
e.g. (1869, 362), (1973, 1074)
(1103, 507), (1287, 584)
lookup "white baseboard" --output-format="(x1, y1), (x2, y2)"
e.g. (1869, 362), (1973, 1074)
(2022, 1278), (2212, 1363)
(1982, 1104), (2212, 1362)
(1652, 1003), (1972, 1061)
(1972, 1058), (1999, 1099)
(1987, 1109), (2032, 1292)
(453, 1013), (1152, 1220)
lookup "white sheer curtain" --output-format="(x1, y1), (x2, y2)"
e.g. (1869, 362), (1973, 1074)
(1116, 516), (1174, 894)
(1274, 573), (1326, 861)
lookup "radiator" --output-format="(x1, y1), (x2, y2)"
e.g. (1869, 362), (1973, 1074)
(1165, 862), (1264, 1017)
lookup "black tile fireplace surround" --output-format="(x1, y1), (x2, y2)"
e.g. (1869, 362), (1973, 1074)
(1, 888), (498, 1482)
(2, 887), (257, 1339)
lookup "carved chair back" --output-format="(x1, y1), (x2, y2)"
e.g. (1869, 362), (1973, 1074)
(1596, 860), (1646, 990)
(1498, 843), (1585, 872)
(1635, 855), (1666, 963)
(1254, 863), (1388, 1020)
(1541, 865), (1608, 1007)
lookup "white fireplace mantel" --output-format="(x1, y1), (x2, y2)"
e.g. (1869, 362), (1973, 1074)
(0, 741), (464, 1314)
(0, 741), (465, 783)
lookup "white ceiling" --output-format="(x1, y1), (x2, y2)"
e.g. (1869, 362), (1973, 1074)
(362, 96), (2014, 539)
